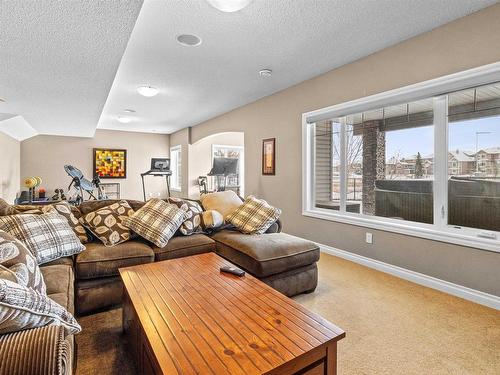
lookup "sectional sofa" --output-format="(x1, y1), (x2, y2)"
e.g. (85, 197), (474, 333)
(0, 198), (320, 374)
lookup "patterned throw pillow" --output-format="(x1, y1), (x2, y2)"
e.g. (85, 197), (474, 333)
(79, 200), (134, 247)
(167, 197), (203, 235)
(122, 198), (187, 248)
(226, 196), (281, 234)
(0, 230), (46, 294)
(0, 211), (85, 265)
(0, 200), (89, 244)
(0, 278), (81, 335)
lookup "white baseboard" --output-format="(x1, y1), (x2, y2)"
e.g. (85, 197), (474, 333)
(318, 243), (500, 311)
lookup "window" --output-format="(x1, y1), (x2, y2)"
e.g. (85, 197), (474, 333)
(303, 63), (500, 252)
(211, 145), (244, 196)
(170, 145), (181, 191)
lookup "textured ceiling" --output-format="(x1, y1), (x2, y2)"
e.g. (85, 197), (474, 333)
(0, 1), (496, 138)
(0, 0), (143, 137)
(98, 0), (497, 135)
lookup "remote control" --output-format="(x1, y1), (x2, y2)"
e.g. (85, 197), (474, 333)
(220, 266), (245, 277)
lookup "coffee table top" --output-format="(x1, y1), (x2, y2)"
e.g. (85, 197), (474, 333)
(120, 252), (345, 375)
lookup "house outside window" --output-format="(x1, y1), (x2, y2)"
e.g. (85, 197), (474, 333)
(303, 64), (500, 252)
(170, 145), (182, 192)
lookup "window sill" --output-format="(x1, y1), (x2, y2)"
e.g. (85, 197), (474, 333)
(302, 208), (500, 253)
(170, 188), (182, 193)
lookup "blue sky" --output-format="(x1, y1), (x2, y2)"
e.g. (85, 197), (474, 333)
(385, 116), (500, 160)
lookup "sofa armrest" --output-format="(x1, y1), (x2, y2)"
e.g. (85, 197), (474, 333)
(0, 325), (73, 375)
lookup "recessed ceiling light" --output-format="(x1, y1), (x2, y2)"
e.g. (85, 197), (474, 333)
(259, 69), (272, 77)
(176, 34), (202, 47)
(124, 109), (136, 113)
(117, 116), (132, 124)
(137, 86), (159, 97)
(206, 0), (253, 12)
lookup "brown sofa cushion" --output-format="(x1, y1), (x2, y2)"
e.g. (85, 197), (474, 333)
(75, 276), (123, 315)
(78, 199), (145, 215)
(41, 265), (75, 314)
(75, 241), (154, 279)
(153, 234), (216, 261)
(211, 231), (320, 278)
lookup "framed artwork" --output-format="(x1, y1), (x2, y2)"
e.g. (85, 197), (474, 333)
(93, 148), (127, 178)
(262, 138), (276, 175)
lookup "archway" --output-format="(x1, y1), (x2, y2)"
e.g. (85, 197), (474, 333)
(187, 132), (245, 198)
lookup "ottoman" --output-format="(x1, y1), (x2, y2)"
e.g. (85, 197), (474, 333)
(211, 230), (320, 296)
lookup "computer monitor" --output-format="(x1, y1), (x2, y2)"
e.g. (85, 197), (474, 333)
(150, 158), (170, 172)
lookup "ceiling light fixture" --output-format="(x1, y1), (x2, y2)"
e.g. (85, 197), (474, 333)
(206, 0), (253, 12)
(259, 69), (272, 77)
(117, 116), (132, 124)
(176, 34), (202, 47)
(124, 109), (136, 113)
(137, 86), (159, 97)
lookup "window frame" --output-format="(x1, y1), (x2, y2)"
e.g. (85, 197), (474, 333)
(170, 145), (182, 192)
(302, 62), (500, 253)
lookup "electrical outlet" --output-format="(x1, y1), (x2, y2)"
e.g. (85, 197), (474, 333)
(365, 232), (373, 244)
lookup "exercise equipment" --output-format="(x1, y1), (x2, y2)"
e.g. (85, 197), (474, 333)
(64, 165), (107, 205)
(141, 158), (171, 201)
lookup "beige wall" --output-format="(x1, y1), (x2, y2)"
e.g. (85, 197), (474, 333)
(0, 132), (20, 203)
(188, 132), (244, 198)
(182, 5), (500, 296)
(21, 130), (170, 201)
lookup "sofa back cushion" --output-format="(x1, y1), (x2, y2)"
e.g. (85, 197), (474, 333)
(78, 199), (145, 215)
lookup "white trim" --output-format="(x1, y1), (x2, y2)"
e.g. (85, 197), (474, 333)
(302, 62), (500, 253)
(170, 145), (182, 191)
(305, 62), (500, 123)
(319, 243), (500, 311)
(304, 209), (500, 252)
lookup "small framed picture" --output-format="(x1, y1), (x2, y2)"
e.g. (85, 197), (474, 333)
(262, 138), (276, 175)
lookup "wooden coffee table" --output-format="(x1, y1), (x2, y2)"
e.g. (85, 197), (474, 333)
(120, 253), (345, 375)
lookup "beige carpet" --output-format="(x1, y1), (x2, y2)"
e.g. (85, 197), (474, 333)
(76, 253), (500, 375)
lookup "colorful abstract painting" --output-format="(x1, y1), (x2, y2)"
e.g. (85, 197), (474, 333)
(93, 148), (127, 178)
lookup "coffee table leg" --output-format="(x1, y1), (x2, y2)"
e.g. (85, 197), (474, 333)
(326, 341), (337, 375)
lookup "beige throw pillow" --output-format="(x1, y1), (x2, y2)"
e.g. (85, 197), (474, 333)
(79, 200), (134, 247)
(199, 190), (242, 219)
(122, 199), (187, 248)
(226, 196), (281, 234)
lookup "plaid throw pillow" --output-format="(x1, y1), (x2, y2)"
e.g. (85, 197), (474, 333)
(226, 196), (281, 234)
(0, 211), (85, 265)
(0, 230), (46, 294)
(0, 200), (89, 244)
(122, 198), (187, 248)
(167, 197), (203, 235)
(0, 278), (81, 335)
(79, 200), (134, 247)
